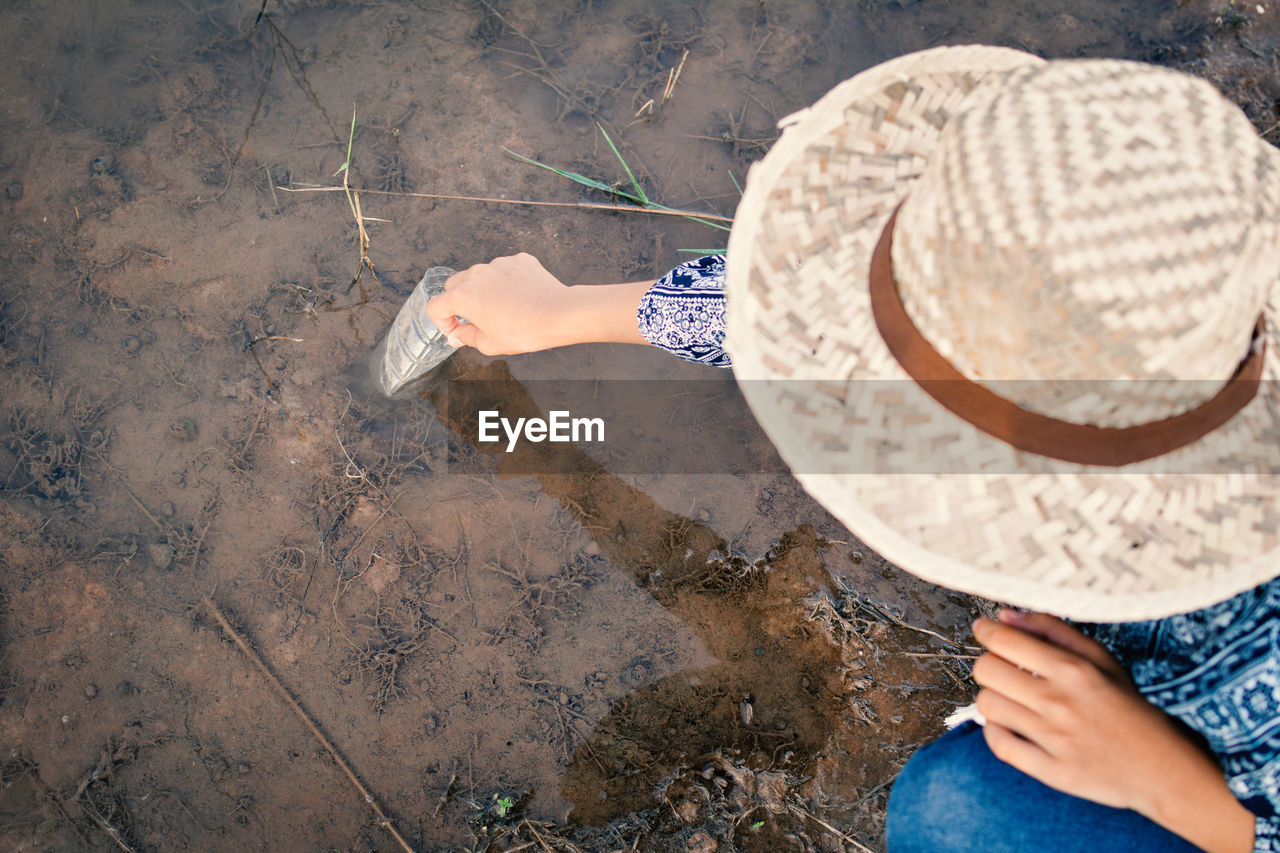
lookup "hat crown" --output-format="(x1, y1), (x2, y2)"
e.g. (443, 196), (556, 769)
(893, 60), (1279, 426)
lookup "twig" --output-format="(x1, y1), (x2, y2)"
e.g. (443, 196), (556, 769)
(264, 164), (280, 213)
(685, 133), (778, 146)
(833, 576), (981, 652)
(121, 483), (165, 532)
(155, 787), (213, 831)
(235, 403), (268, 466)
(68, 748), (112, 804)
(434, 773), (458, 816)
(278, 184), (734, 223)
(187, 512), (213, 573)
(503, 842), (539, 853)
(786, 805), (874, 853)
(661, 50), (688, 106)
(19, 763), (92, 848)
(127, 243), (173, 262)
(524, 820), (556, 853)
(203, 599), (415, 853)
(243, 335), (304, 350)
(82, 803), (136, 853)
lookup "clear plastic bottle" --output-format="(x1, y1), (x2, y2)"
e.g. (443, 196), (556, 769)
(370, 266), (457, 397)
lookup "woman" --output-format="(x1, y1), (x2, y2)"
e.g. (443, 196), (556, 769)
(425, 47), (1280, 852)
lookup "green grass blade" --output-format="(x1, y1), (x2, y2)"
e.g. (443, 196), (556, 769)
(677, 248), (728, 254)
(728, 169), (743, 195)
(340, 107), (356, 173)
(680, 217), (731, 231)
(503, 147), (645, 205)
(596, 123), (648, 205)
(503, 143), (732, 231)
(503, 147), (608, 189)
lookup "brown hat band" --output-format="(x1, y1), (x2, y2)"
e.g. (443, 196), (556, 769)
(869, 205), (1266, 467)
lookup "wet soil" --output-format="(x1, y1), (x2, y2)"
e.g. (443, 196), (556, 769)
(2, 1), (1277, 851)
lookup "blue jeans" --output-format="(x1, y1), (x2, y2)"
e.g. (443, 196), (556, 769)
(886, 723), (1201, 852)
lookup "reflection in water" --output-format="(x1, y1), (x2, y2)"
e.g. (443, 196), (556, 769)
(424, 354), (969, 829)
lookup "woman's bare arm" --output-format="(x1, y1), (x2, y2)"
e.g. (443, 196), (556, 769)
(425, 253), (651, 355)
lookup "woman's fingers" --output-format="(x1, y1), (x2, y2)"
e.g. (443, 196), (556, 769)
(972, 617), (1081, 680)
(982, 721), (1052, 779)
(997, 610), (1129, 679)
(974, 685), (1042, 740)
(426, 290), (464, 335)
(971, 648), (1046, 708)
(420, 253), (578, 354)
(446, 323), (480, 350)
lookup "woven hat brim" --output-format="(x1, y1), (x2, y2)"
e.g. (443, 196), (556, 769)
(725, 45), (1280, 621)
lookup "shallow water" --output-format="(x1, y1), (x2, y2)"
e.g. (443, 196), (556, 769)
(0, 1), (1259, 850)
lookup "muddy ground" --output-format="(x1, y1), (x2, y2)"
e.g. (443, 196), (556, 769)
(2, 1), (1278, 851)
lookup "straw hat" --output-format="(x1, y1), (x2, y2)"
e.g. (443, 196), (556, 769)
(724, 45), (1280, 621)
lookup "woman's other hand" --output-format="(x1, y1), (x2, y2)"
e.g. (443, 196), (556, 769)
(972, 610), (1255, 853)
(426, 253), (652, 356)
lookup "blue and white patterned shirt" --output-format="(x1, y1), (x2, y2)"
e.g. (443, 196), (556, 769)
(636, 255), (731, 367)
(638, 255), (1280, 850)
(1088, 584), (1280, 849)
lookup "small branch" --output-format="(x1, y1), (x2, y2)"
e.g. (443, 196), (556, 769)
(278, 184), (734, 223)
(661, 49), (688, 106)
(83, 803), (136, 853)
(786, 805), (874, 853)
(243, 335), (304, 351)
(204, 599), (416, 853)
(264, 164), (280, 212)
